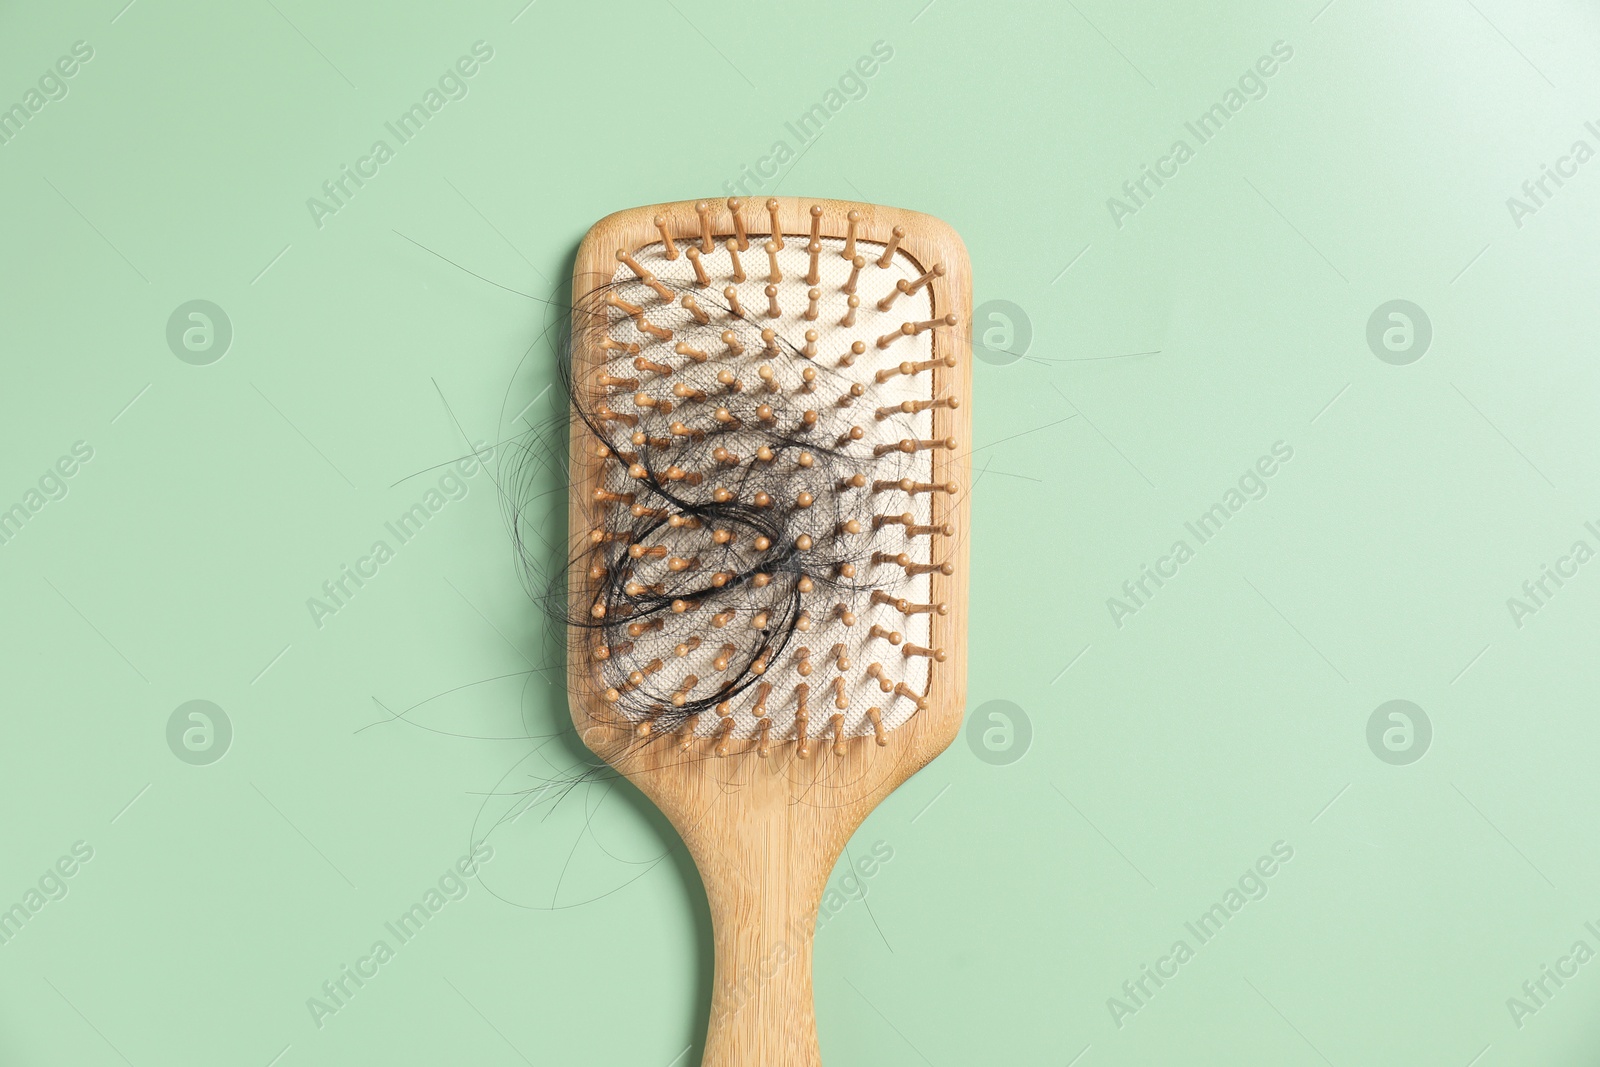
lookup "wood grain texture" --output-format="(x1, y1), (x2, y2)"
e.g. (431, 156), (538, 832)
(567, 197), (971, 1065)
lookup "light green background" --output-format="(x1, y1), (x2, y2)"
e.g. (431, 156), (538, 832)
(2, 0), (1598, 1063)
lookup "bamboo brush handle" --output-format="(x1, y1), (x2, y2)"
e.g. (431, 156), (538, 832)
(687, 800), (842, 1066)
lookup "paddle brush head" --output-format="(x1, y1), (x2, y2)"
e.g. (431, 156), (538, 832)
(566, 197), (969, 773)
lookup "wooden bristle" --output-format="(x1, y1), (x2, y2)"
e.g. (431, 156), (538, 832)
(843, 256), (864, 295)
(877, 280), (910, 313)
(642, 273), (673, 302)
(617, 249), (647, 278)
(867, 706), (888, 745)
(727, 196), (749, 250)
(677, 713), (700, 750)
(840, 295), (859, 328)
(686, 246), (709, 287)
(679, 295), (709, 325)
(877, 225), (905, 267)
(876, 322), (916, 350)
(766, 198), (783, 249)
(906, 263), (944, 294)
(695, 200), (715, 253)
(653, 214), (678, 259)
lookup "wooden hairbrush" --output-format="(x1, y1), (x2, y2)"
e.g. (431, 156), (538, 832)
(566, 197), (970, 1065)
